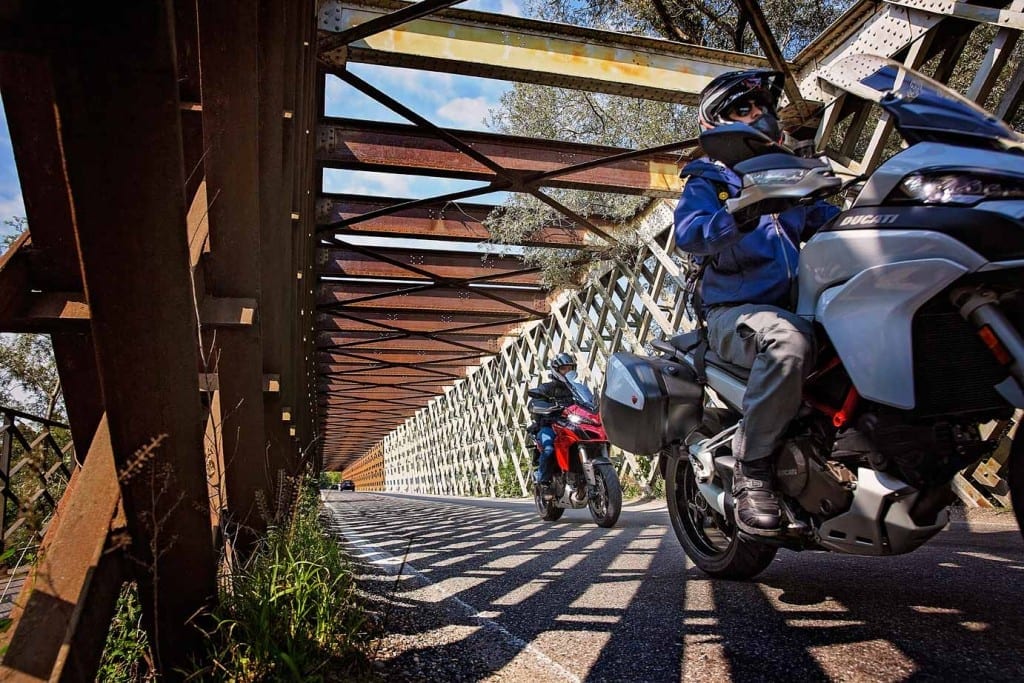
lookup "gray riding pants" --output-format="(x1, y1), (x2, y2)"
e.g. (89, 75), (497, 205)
(705, 303), (816, 462)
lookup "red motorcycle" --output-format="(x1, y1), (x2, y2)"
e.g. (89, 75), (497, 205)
(527, 374), (622, 528)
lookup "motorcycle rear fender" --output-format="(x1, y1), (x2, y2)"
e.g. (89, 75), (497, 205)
(814, 258), (968, 409)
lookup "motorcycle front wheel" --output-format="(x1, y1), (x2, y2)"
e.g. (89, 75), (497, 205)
(665, 455), (776, 579)
(588, 462), (622, 528)
(534, 482), (564, 521)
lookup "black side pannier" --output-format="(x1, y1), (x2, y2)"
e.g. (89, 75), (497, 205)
(599, 352), (704, 454)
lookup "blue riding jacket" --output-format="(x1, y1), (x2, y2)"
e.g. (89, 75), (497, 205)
(673, 158), (839, 310)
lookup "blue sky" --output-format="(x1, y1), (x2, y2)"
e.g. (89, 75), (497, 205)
(0, 0), (523, 244)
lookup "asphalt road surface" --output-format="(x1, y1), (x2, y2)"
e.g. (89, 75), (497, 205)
(322, 491), (1024, 682)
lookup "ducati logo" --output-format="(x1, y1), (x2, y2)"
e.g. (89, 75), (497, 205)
(838, 214), (899, 226)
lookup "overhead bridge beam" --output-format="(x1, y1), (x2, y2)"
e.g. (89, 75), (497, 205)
(316, 194), (588, 247)
(319, 247), (543, 285)
(318, 0), (772, 103)
(318, 117), (685, 197)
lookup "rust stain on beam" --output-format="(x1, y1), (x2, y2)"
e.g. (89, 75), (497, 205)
(318, 0), (771, 104)
(318, 118), (683, 197)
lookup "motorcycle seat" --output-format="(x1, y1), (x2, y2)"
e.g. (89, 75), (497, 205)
(667, 331), (750, 381)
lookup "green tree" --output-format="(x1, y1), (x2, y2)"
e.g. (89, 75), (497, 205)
(484, 1), (856, 285)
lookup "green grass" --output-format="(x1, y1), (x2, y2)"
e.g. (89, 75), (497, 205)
(99, 486), (374, 682)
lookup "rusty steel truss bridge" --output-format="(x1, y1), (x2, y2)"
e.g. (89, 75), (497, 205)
(0, 0), (1022, 678)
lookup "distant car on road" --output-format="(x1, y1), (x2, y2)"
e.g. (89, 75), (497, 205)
(340, 479), (356, 491)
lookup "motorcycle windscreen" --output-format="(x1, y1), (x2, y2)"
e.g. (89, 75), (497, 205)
(562, 370), (597, 410)
(824, 54), (1024, 148)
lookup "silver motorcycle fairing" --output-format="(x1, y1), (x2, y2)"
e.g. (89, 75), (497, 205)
(796, 229), (987, 317)
(851, 142), (1024, 209)
(814, 258), (969, 409)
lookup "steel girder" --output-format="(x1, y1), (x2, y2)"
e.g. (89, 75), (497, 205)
(318, 0), (773, 104)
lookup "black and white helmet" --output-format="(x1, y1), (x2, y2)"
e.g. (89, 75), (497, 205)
(548, 352), (576, 379)
(697, 69), (785, 139)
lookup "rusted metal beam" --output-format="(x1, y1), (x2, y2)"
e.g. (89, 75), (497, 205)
(0, 416), (127, 683)
(318, 363), (467, 379)
(318, 329), (506, 345)
(316, 194), (588, 246)
(197, 0), (271, 554)
(317, 310), (530, 335)
(318, 336), (501, 354)
(43, 4), (217, 672)
(318, 0), (772, 104)
(257, 0), (299, 491)
(318, 117), (684, 197)
(318, 247), (542, 285)
(0, 54), (81, 292)
(318, 282), (548, 314)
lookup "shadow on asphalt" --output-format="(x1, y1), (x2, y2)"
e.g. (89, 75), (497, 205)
(323, 492), (1024, 682)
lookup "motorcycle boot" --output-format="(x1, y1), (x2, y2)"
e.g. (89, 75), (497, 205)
(732, 458), (782, 536)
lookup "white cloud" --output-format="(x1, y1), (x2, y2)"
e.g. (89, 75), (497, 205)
(0, 192), (25, 223)
(322, 170), (412, 197)
(435, 97), (492, 129)
(499, 0), (524, 17)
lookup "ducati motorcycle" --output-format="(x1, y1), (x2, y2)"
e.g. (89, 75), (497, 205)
(528, 371), (623, 528)
(601, 54), (1024, 578)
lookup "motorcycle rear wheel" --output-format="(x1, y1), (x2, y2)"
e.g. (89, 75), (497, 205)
(665, 455), (776, 579)
(534, 482), (564, 521)
(588, 462), (622, 528)
(1010, 430), (1023, 539)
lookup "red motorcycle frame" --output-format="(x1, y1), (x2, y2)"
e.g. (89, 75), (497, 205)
(529, 401), (622, 528)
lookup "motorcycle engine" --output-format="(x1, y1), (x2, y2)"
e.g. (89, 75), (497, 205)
(775, 436), (855, 517)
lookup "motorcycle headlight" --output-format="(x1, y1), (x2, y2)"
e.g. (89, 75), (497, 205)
(567, 414), (583, 424)
(898, 173), (1024, 206)
(745, 168), (809, 185)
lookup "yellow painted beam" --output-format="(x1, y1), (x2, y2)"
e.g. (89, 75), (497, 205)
(319, 0), (772, 104)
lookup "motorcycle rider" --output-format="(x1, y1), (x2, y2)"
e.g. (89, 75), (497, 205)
(528, 352), (578, 491)
(674, 70), (840, 536)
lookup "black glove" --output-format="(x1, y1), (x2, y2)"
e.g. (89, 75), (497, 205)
(731, 197), (799, 232)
